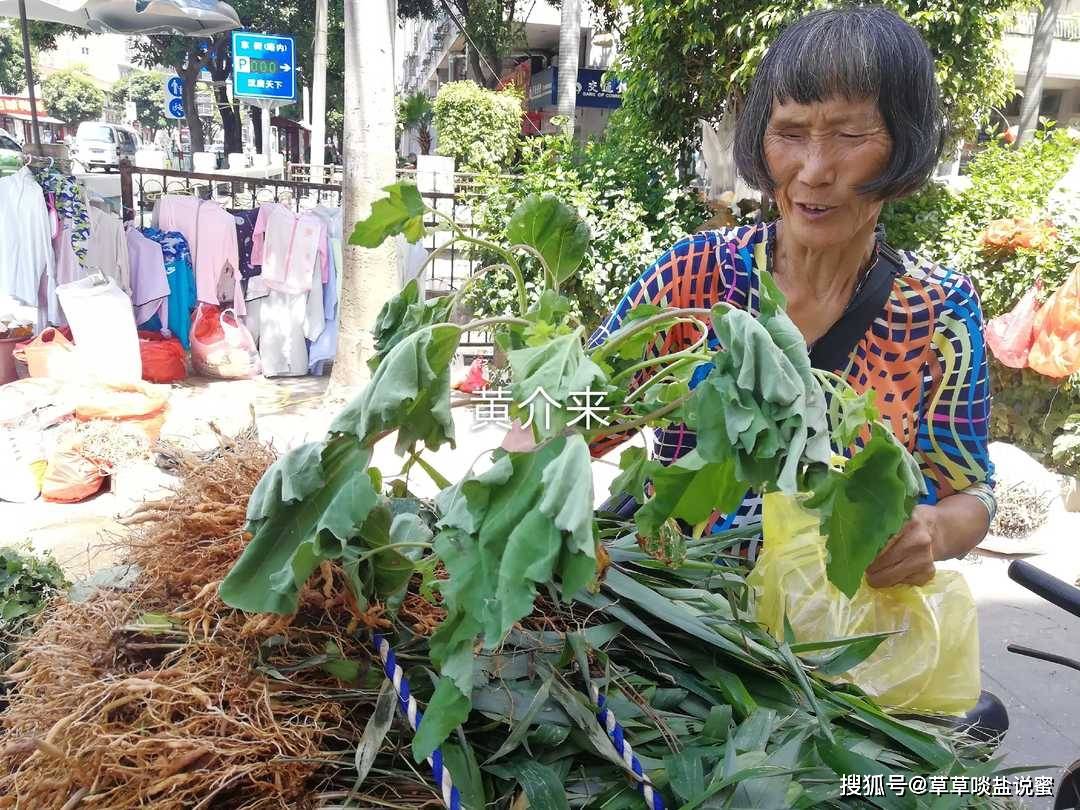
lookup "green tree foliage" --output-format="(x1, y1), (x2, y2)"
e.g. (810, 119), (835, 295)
(111, 70), (168, 134)
(397, 91), (435, 155)
(465, 113), (710, 331)
(432, 80), (522, 172)
(0, 21), (80, 96)
(41, 67), (105, 125)
(613, 0), (1035, 157)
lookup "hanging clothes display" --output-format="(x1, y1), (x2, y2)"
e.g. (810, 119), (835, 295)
(157, 195), (245, 315)
(229, 208), (261, 280)
(31, 164), (90, 270)
(0, 167), (54, 315)
(308, 206), (342, 375)
(86, 205), (131, 295)
(141, 228), (198, 351)
(246, 202), (330, 377)
(126, 226), (170, 330)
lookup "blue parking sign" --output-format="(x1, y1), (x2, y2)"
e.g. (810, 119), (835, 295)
(232, 32), (296, 101)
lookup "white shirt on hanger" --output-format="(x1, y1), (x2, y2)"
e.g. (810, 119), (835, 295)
(0, 167), (55, 316)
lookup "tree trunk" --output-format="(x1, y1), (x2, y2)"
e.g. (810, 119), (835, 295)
(251, 105), (262, 153)
(556, 0), (581, 139)
(310, 0), (329, 183)
(467, 45), (487, 87)
(209, 35), (243, 156)
(1018, 0), (1062, 145)
(179, 63), (205, 154)
(331, 0), (399, 392)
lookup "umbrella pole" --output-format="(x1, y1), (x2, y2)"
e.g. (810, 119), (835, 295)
(17, 0), (43, 150)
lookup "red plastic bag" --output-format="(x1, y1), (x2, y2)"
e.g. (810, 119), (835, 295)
(190, 304), (260, 379)
(986, 285), (1040, 368)
(1029, 263), (1080, 378)
(138, 331), (187, 383)
(41, 436), (106, 503)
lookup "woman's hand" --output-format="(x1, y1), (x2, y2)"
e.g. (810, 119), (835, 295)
(865, 505), (940, 588)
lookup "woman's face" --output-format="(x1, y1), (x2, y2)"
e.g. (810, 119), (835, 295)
(762, 96), (893, 251)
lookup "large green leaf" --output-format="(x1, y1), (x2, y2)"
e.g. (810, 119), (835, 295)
(634, 450), (746, 538)
(511, 760), (571, 810)
(506, 194), (589, 284)
(803, 424), (918, 598)
(420, 437), (596, 761)
(331, 323), (462, 454)
(690, 305), (829, 492)
(349, 182), (425, 248)
(219, 435), (379, 614)
(368, 279), (455, 372)
(413, 677), (473, 763)
(508, 329), (610, 441)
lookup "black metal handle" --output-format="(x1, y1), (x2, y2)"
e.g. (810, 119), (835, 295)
(1008, 560), (1080, 619)
(1006, 643), (1080, 674)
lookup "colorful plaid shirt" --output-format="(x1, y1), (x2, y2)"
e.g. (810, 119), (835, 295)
(587, 223), (996, 559)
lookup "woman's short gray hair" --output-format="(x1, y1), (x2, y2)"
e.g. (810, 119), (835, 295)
(734, 6), (946, 200)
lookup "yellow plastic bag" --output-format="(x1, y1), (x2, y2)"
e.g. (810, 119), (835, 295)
(747, 492), (979, 715)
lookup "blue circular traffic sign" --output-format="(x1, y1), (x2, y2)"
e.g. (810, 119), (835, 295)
(167, 77), (184, 97)
(168, 98), (185, 118)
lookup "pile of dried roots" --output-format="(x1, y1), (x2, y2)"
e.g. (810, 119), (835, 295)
(0, 429), (433, 810)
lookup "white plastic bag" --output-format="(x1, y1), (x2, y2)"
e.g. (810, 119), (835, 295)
(56, 275), (142, 382)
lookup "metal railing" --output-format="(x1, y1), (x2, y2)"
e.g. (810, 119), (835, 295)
(118, 162), (495, 357)
(1007, 12), (1080, 41)
(287, 162), (344, 185)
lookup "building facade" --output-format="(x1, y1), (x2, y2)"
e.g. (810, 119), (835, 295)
(1001, 2), (1080, 130)
(395, 0), (620, 154)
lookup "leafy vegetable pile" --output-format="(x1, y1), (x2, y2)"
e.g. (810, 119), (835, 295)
(218, 185), (1013, 808)
(0, 545), (67, 671)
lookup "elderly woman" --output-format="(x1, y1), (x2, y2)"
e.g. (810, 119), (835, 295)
(589, 6), (995, 588)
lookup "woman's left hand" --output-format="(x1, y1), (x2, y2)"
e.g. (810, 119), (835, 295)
(865, 505), (940, 588)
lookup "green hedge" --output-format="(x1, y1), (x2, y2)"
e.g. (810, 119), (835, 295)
(464, 113), (710, 333)
(433, 81), (523, 173)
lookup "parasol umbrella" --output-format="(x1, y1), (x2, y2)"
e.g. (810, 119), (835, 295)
(0, 0), (239, 147)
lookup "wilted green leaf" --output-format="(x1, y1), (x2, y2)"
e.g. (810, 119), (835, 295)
(508, 329), (610, 441)
(804, 424), (917, 598)
(331, 323), (463, 454)
(511, 760), (571, 810)
(320, 641), (361, 682)
(220, 435), (380, 614)
(413, 678), (473, 762)
(507, 194), (589, 283)
(368, 279), (455, 372)
(349, 182), (425, 247)
(352, 680), (397, 791)
(635, 450), (746, 538)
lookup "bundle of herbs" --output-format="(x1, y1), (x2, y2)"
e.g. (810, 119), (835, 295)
(213, 185), (1018, 809)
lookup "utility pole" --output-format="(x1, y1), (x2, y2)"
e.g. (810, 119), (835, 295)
(330, 0), (398, 391)
(310, 0), (329, 184)
(1018, 0), (1062, 145)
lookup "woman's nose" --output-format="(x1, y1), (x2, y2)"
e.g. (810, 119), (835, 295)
(795, 140), (837, 187)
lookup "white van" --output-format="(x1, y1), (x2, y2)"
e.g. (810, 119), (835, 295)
(74, 122), (138, 171)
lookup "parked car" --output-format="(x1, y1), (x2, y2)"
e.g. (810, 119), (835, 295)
(73, 121), (138, 171)
(0, 130), (23, 174)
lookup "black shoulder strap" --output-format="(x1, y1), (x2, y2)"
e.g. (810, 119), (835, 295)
(808, 243), (904, 372)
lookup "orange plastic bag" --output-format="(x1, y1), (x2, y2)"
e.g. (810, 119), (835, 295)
(986, 285), (1040, 368)
(1028, 262), (1080, 378)
(41, 437), (106, 503)
(190, 304), (260, 379)
(75, 382), (170, 442)
(138, 331), (187, 383)
(12, 326), (79, 379)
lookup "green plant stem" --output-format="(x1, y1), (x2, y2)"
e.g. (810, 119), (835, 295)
(611, 339), (711, 384)
(625, 356), (702, 404)
(449, 263), (514, 315)
(348, 542), (434, 565)
(590, 308), (714, 363)
(430, 207), (529, 316)
(589, 390), (694, 441)
(464, 315), (532, 332)
(510, 242), (556, 290)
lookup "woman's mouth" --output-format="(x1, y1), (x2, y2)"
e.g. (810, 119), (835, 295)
(795, 203), (835, 219)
